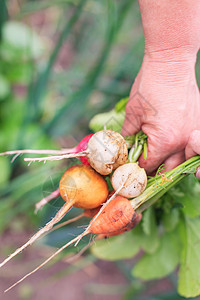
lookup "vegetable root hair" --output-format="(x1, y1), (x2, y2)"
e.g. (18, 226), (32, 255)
(24, 152), (88, 163)
(3, 191), (142, 292)
(35, 188), (60, 213)
(0, 201), (73, 269)
(4, 233), (87, 293)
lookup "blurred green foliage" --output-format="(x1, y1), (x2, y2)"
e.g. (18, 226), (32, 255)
(0, 0), (144, 229)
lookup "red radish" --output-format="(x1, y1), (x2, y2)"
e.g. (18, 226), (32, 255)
(0, 134), (93, 165)
(75, 134), (93, 165)
(24, 130), (128, 176)
(0, 165), (109, 269)
(4, 195), (141, 293)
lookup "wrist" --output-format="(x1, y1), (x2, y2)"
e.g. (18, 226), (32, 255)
(142, 49), (197, 84)
(144, 46), (197, 65)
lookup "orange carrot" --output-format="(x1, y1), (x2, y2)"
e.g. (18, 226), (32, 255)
(86, 196), (141, 235)
(97, 213), (142, 239)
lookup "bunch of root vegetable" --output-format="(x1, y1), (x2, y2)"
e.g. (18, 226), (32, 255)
(1, 129), (200, 292)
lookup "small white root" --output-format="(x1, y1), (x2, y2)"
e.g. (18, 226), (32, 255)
(24, 151), (88, 163)
(35, 188), (60, 213)
(0, 201), (73, 269)
(49, 213), (85, 234)
(4, 233), (88, 293)
(65, 239), (94, 264)
(0, 149), (72, 156)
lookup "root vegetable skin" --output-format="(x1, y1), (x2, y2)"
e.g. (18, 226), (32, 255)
(74, 134), (93, 165)
(87, 196), (140, 235)
(111, 163), (147, 198)
(83, 191), (115, 217)
(59, 165), (109, 209)
(86, 130), (128, 175)
(98, 213), (142, 239)
(84, 206), (101, 218)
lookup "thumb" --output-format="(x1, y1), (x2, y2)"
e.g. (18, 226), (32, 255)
(121, 99), (142, 137)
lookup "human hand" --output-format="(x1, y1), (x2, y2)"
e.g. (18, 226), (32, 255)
(121, 54), (200, 174)
(121, 0), (200, 174)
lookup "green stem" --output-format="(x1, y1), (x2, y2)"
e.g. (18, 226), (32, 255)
(131, 144), (143, 163)
(128, 131), (147, 163)
(143, 141), (148, 160)
(132, 155), (200, 214)
(124, 135), (135, 149)
(134, 133), (139, 150)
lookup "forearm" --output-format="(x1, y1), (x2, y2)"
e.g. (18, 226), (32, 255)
(138, 0), (200, 59)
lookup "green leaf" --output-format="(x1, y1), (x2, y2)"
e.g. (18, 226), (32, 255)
(140, 207), (159, 253)
(0, 74), (10, 99)
(89, 97), (129, 133)
(91, 231), (140, 261)
(89, 109), (125, 133)
(169, 176), (200, 218)
(178, 216), (200, 297)
(162, 208), (180, 232)
(132, 231), (180, 280)
(115, 97), (129, 113)
(142, 206), (155, 235)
